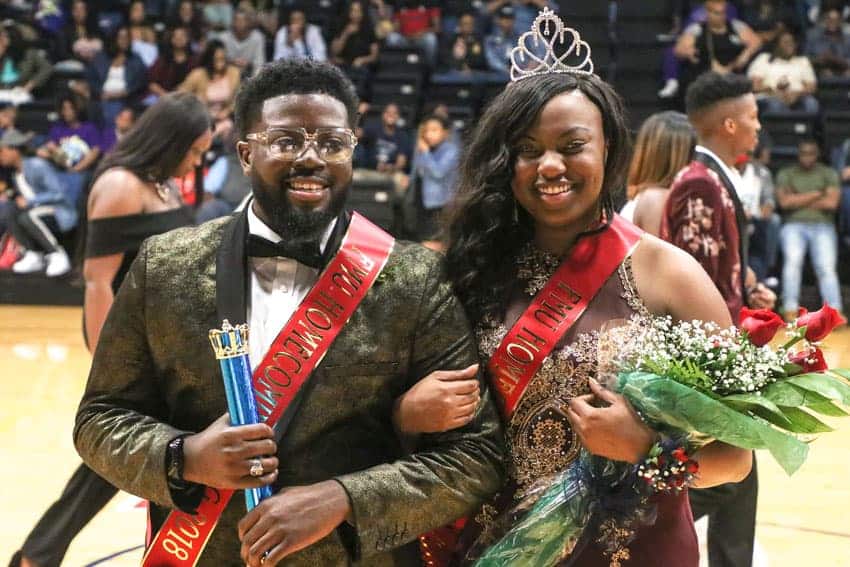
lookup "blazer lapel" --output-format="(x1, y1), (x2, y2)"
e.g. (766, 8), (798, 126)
(695, 150), (750, 288)
(216, 208), (250, 326)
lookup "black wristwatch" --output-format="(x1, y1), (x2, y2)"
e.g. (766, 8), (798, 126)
(166, 435), (187, 484)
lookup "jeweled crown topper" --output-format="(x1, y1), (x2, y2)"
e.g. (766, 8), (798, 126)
(209, 319), (249, 359)
(510, 7), (594, 82)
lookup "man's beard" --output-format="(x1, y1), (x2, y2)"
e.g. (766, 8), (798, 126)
(251, 180), (347, 246)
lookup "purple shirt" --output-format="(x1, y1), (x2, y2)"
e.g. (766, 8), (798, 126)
(49, 121), (101, 150)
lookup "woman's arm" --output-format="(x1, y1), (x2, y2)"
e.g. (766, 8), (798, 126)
(633, 236), (752, 485)
(83, 170), (145, 352)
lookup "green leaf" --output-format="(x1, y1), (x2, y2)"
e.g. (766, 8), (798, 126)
(616, 371), (808, 475)
(762, 381), (807, 406)
(831, 368), (850, 382)
(776, 406), (834, 433)
(788, 386), (849, 417)
(786, 373), (850, 405)
(722, 394), (791, 427)
(784, 362), (803, 375)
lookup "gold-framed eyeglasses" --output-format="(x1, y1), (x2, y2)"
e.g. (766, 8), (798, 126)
(245, 127), (358, 163)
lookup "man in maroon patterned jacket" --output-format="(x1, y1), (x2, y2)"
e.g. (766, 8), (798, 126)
(661, 71), (775, 567)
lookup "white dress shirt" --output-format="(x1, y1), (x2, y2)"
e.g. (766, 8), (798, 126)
(696, 144), (745, 197)
(246, 206), (336, 370)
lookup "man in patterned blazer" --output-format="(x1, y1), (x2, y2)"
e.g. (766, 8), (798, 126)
(74, 58), (504, 566)
(661, 71), (775, 567)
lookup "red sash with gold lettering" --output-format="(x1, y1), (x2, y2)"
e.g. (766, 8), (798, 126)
(142, 212), (395, 567)
(419, 215), (642, 566)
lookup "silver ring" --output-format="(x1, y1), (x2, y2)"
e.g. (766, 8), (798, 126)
(260, 550), (270, 564)
(249, 458), (264, 478)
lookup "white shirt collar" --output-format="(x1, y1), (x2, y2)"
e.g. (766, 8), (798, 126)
(246, 201), (337, 254)
(695, 144), (744, 192)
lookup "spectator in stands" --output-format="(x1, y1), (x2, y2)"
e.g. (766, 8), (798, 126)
(331, 1), (380, 68)
(55, 0), (103, 67)
(740, 0), (791, 46)
(440, 12), (488, 73)
(127, 0), (159, 67)
(777, 139), (844, 319)
(273, 8), (328, 61)
(330, 1), (380, 92)
(806, 7), (850, 76)
(214, 7), (265, 76)
(196, 131), (250, 223)
(737, 140), (781, 280)
(674, 0), (762, 86)
(484, 4), (518, 77)
(170, 0), (207, 46)
(0, 129), (76, 277)
(748, 30), (819, 111)
(203, 0), (233, 32)
(0, 101), (16, 136)
(353, 102), (413, 207)
(83, 26), (148, 128)
(485, 0), (557, 37)
(100, 106), (137, 154)
(621, 111), (696, 236)
(148, 26), (197, 99)
(0, 23), (53, 106)
(37, 94), (101, 208)
(386, 1), (441, 67)
(364, 103), (413, 174)
(179, 39), (240, 139)
(409, 113), (459, 247)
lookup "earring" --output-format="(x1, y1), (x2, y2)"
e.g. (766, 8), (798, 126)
(512, 199), (519, 224)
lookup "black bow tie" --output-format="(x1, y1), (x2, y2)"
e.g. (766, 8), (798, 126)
(246, 234), (323, 269)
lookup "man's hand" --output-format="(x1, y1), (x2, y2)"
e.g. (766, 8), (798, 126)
(238, 480), (352, 566)
(393, 364), (480, 434)
(182, 413), (278, 490)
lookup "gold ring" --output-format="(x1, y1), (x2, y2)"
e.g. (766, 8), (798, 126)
(249, 459), (264, 478)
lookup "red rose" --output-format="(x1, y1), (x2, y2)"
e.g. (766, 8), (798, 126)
(739, 307), (785, 347)
(788, 347), (828, 373)
(796, 304), (846, 342)
(671, 447), (689, 463)
(686, 461), (699, 474)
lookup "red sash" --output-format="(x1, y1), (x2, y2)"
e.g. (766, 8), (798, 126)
(142, 213), (395, 567)
(419, 215), (642, 566)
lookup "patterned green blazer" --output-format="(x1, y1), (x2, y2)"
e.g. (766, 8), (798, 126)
(74, 210), (505, 566)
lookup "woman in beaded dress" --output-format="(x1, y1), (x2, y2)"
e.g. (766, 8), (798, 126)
(392, 21), (753, 567)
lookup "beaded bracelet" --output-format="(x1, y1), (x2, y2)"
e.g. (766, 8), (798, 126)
(636, 438), (699, 494)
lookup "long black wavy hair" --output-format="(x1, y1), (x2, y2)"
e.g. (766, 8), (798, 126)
(444, 73), (632, 326)
(93, 91), (211, 184)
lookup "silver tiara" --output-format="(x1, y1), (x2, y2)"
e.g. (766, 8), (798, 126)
(510, 8), (594, 82)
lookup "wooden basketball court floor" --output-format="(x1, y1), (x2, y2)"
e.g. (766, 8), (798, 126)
(1, 305), (849, 566)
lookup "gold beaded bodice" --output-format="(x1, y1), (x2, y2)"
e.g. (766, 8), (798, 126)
(476, 244), (649, 493)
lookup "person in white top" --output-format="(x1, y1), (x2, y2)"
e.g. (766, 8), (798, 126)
(748, 30), (819, 112)
(273, 9), (328, 62)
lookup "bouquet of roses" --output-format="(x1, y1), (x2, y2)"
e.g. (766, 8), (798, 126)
(474, 305), (850, 567)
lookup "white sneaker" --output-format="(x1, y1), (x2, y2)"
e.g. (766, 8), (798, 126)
(45, 248), (71, 277)
(12, 250), (46, 273)
(658, 78), (679, 98)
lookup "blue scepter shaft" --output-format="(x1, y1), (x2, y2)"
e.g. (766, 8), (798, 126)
(210, 321), (273, 511)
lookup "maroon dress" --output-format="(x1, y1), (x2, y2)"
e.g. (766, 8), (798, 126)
(462, 242), (699, 567)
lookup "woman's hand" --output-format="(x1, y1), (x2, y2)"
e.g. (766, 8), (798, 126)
(393, 364), (480, 434)
(566, 378), (655, 463)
